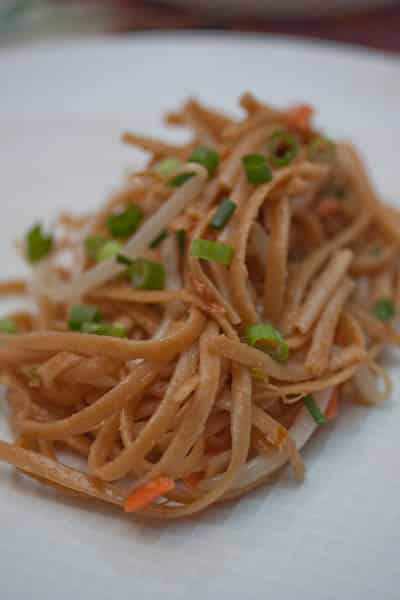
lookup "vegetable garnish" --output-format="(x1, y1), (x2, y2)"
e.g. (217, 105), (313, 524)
(308, 136), (336, 162)
(116, 253), (133, 266)
(285, 103), (314, 131)
(188, 146), (220, 177)
(176, 229), (186, 255)
(25, 224), (53, 263)
(167, 172), (195, 187)
(84, 236), (107, 259)
(96, 240), (123, 262)
(250, 367), (268, 382)
(129, 259), (165, 290)
(303, 395), (328, 425)
(149, 229), (168, 249)
(267, 131), (299, 168)
(210, 199), (237, 230)
(373, 298), (395, 322)
(0, 318), (18, 334)
(183, 472), (204, 488)
(244, 323), (289, 363)
(68, 304), (102, 332)
(191, 239), (234, 266)
(107, 204), (143, 238)
(154, 157), (182, 175)
(325, 387), (339, 420)
(242, 154), (273, 184)
(124, 477), (175, 512)
(80, 322), (128, 338)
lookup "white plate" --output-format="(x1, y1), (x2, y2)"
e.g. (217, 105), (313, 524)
(157, 0), (397, 18)
(1, 34), (400, 600)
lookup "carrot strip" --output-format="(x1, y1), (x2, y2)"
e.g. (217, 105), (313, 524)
(325, 387), (339, 420)
(285, 104), (314, 131)
(183, 472), (204, 488)
(124, 477), (175, 512)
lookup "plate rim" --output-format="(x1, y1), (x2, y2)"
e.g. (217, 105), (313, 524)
(1, 30), (400, 69)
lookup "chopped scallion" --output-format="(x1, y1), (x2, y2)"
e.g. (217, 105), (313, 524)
(210, 199), (236, 230)
(25, 224), (53, 264)
(149, 230), (168, 248)
(373, 298), (395, 322)
(303, 395), (328, 425)
(154, 157), (182, 176)
(167, 172), (195, 187)
(190, 239), (234, 266)
(176, 229), (186, 256)
(81, 322), (127, 338)
(244, 323), (289, 363)
(267, 131), (299, 168)
(107, 204), (143, 238)
(188, 146), (220, 177)
(68, 304), (102, 332)
(84, 236), (106, 259)
(242, 154), (273, 184)
(129, 259), (165, 290)
(116, 253), (133, 266)
(0, 318), (18, 334)
(96, 240), (122, 262)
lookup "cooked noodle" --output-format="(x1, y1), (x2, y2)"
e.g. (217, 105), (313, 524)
(0, 94), (398, 519)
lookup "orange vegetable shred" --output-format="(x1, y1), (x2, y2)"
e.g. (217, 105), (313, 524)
(325, 387), (339, 420)
(183, 472), (204, 488)
(124, 476), (175, 512)
(285, 103), (314, 132)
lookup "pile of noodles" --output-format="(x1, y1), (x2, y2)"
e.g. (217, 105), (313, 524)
(0, 93), (397, 519)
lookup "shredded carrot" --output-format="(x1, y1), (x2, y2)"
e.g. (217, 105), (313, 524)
(285, 104), (314, 132)
(273, 425), (289, 450)
(325, 387), (339, 420)
(183, 472), (204, 488)
(124, 477), (175, 512)
(316, 198), (341, 218)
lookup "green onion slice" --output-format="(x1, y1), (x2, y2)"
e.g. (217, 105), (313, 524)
(210, 199), (237, 230)
(96, 240), (122, 262)
(25, 224), (53, 264)
(107, 204), (143, 238)
(190, 239), (234, 266)
(81, 322), (128, 338)
(242, 154), (273, 184)
(188, 146), (220, 177)
(267, 131), (299, 168)
(373, 298), (395, 322)
(68, 304), (102, 332)
(303, 395), (328, 425)
(0, 318), (18, 334)
(116, 253), (133, 266)
(167, 172), (195, 187)
(154, 157), (182, 176)
(84, 236), (106, 259)
(129, 259), (165, 290)
(149, 230), (168, 249)
(176, 229), (186, 256)
(244, 323), (289, 363)
(308, 136), (336, 162)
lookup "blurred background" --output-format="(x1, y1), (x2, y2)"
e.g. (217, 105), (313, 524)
(0, 0), (400, 52)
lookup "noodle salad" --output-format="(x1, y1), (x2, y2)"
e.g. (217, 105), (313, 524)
(0, 94), (397, 518)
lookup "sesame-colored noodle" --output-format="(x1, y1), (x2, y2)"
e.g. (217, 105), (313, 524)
(0, 94), (397, 519)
